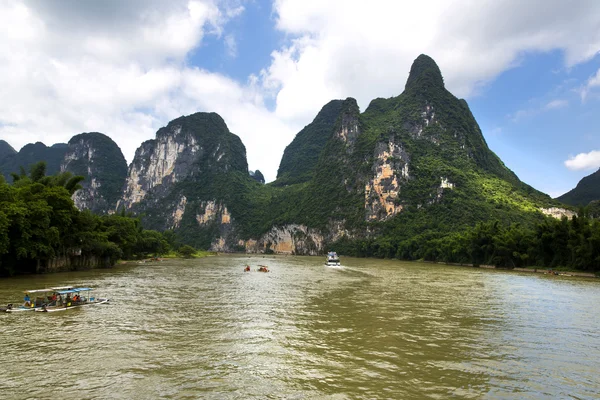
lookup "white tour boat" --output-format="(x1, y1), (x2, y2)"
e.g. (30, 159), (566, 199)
(326, 251), (341, 266)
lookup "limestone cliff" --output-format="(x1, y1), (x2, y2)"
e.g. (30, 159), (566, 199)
(117, 112), (249, 240)
(61, 132), (127, 214)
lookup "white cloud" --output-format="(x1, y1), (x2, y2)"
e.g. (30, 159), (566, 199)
(565, 150), (600, 170)
(580, 69), (600, 102)
(267, 0), (600, 125)
(224, 34), (237, 57)
(544, 99), (568, 110)
(508, 98), (569, 122)
(2, 0), (600, 185)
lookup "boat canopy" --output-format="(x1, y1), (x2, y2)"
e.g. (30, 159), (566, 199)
(51, 286), (74, 291)
(25, 288), (53, 294)
(56, 288), (92, 295)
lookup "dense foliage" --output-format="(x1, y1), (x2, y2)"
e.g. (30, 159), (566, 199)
(249, 170), (265, 184)
(275, 100), (344, 185)
(556, 168), (600, 207)
(0, 162), (171, 276)
(333, 210), (600, 272)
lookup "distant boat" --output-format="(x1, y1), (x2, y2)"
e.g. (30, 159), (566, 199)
(36, 287), (109, 312)
(325, 251), (341, 266)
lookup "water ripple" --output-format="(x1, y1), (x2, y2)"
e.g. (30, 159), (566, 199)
(0, 256), (599, 399)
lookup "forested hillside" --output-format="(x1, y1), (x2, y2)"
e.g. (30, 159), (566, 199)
(556, 169), (600, 206)
(0, 142), (68, 182)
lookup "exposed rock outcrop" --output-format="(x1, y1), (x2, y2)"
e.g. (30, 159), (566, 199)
(540, 207), (576, 220)
(365, 139), (410, 221)
(62, 132), (127, 214)
(117, 112), (248, 236)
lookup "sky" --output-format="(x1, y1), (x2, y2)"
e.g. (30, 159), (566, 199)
(0, 0), (599, 197)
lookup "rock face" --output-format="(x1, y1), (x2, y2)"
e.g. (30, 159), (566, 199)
(365, 140), (410, 221)
(117, 112), (248, 242)
(213, 224), (324, 255)
(61, 132), (128, 214)
(540, 207), (576, 220)
(556, 168), (600, 207)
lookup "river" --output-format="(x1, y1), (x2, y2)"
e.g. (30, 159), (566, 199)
(1, 255), (598, 399)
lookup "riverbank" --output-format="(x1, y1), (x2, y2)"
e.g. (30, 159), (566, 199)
(432, 261), (597, 278)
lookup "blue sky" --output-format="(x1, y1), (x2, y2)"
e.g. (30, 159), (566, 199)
(471, 51), (600, 196)
(0, 0), (599, 198)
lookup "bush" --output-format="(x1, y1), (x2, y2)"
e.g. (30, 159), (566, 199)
(178, 245), (196, 258)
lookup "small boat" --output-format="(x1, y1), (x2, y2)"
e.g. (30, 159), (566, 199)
(258, 265), (269, 272)
(35, 287), (109, 312)
(325, 251), (341, 266)
(3, 288), (55, 313)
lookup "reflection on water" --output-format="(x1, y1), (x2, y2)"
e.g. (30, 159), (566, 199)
(1, 256), (599, 399)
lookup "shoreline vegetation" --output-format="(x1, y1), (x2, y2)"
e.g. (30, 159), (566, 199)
(0, 161), (211, 277)
(1, 161), (599, 278)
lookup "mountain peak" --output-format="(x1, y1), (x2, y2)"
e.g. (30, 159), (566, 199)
(556, 168), (600, 206)
(405, 54), (444, 91)
(0, 140), (16, 159)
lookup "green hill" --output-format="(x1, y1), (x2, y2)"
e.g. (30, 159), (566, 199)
(556, 169), (600, 206)
(0, 142), (68, 181)
(0, 140), (16, 160)
(276, 99), (345, 185)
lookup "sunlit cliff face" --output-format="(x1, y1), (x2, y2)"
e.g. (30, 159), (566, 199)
(365, 140), (409, 221)
(120, 125), (200, 209)
(196, 201), (231, 225)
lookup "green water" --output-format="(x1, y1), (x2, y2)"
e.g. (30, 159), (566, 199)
(1, 255), (598, 399)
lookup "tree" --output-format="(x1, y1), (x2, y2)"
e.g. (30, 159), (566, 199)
(178, 245), (196, 258)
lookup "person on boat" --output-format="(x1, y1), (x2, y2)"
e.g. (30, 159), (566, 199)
(244, 265), (251, 272)
(23, 293), (31, 307)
